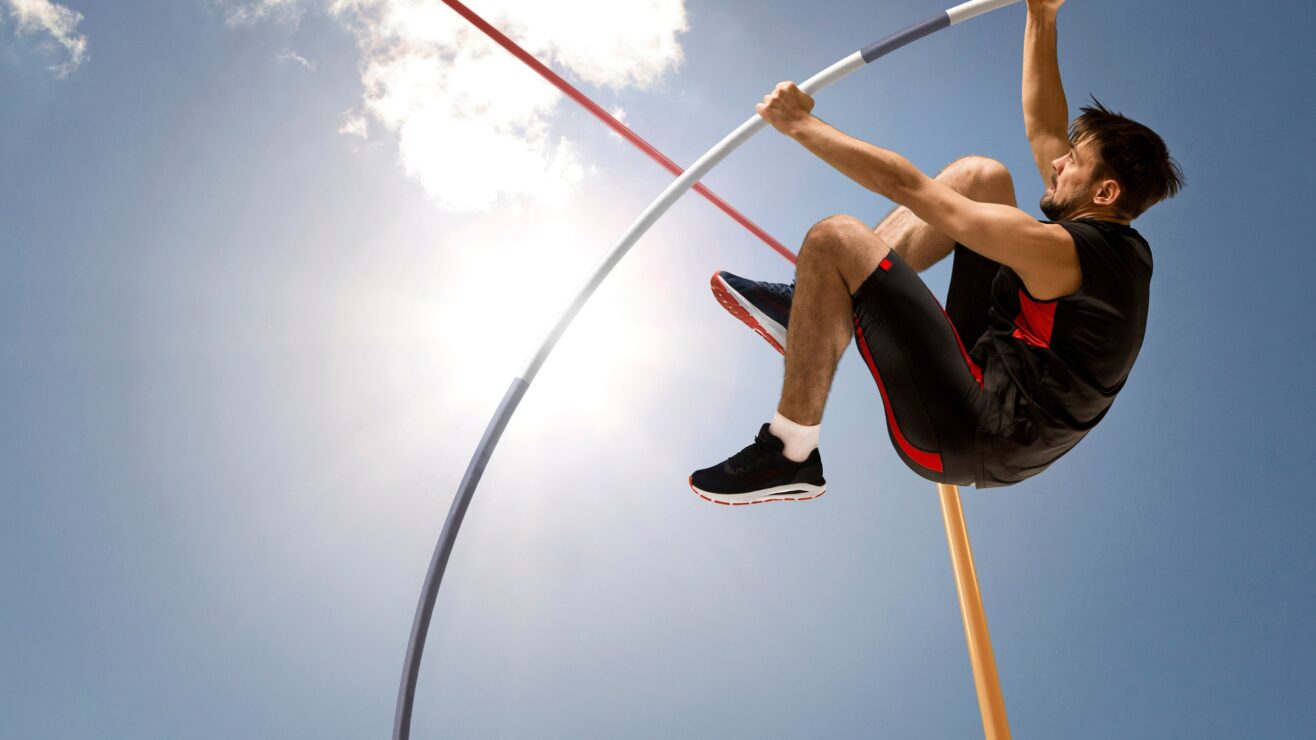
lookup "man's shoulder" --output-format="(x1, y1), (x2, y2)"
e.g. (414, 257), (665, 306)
(1062, 218), (1148, 244)
(1057, 218), (1152, 262)
(1035, 219), (1152, 297)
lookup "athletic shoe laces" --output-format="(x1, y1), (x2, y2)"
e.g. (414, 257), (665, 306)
(758, 280), (794, 299)
(726, 428), (782, 473)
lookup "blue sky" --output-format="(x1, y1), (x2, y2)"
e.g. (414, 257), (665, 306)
(2, 1), (1314, 738)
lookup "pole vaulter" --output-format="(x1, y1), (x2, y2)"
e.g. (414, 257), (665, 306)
(397, 2), (1025, 738)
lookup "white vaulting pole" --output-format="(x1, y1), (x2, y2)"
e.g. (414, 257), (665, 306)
(394, 2), (1024, 738)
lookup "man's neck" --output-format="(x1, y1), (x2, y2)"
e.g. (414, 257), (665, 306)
(1062, 207), (1131, 226)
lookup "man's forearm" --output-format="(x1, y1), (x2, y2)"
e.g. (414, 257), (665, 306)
(1022, 9), (1068, 142)
(787, 116), (922, 202)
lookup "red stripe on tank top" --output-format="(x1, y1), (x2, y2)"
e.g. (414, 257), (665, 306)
(1011, 289), (1057, 349)
(853, 316), (944, 473)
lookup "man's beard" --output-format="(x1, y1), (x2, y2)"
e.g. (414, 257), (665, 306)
(1039, 189), (1075, 220)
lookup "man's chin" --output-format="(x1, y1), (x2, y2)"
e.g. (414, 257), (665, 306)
(1039, 199), (1065, 221)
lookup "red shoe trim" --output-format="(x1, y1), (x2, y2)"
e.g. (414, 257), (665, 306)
(710, 272), (786, 356)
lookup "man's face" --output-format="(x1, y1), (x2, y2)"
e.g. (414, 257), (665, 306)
(1039, 136), (1104, 220)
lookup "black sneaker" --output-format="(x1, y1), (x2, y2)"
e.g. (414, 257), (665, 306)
(689, 424), (825, 506)
(710, 271), (794, 356)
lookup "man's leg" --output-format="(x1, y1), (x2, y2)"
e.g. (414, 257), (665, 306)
(776, 155), (1017, 426)
(687, 215), (879, 506)
(777, 215), (890, 426)
(876, 155), (1019, 272)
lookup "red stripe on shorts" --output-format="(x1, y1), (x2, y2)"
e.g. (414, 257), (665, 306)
(853, 316), (944, 473)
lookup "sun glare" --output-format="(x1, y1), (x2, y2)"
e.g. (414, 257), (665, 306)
(413, 215), (666, 440)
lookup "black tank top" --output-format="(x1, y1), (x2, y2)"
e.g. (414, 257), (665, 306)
(971, 218), (1153, 487)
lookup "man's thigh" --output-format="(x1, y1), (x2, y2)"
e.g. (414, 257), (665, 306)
(851, 249), (988, 485)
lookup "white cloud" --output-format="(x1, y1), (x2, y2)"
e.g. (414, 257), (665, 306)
(494, 0), (689, 90)
(338, 109), (368, 139)
(275, 47), (315, 70)
(2, 0), (88, 78)
(222, 0), (303, 28)
(227, 0), (688, 212)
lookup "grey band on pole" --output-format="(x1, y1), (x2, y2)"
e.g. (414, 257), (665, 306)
(860, 15), (950, 63)
(393, 2), (1023, 737)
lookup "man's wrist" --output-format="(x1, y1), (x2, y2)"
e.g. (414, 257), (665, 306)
(784, 114), (818, 141)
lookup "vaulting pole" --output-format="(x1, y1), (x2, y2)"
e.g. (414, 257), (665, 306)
(938, 483), (1011, 739)
(396, 2), (1023, 737)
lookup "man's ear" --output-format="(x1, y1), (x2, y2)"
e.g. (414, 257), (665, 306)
(1093, 178), (1122, 208)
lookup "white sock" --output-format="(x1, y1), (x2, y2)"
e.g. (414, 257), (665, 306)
(769, 411), (820, 463)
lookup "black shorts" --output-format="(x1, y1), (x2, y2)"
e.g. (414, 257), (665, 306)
(850, 245), (1003, 486)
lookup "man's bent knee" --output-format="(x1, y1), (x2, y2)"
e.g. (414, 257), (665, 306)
(804, 215), (870, 247)
(801, 214), (890, 292)
(803, 215), (887, 257)
(940, 155), (1016, 204)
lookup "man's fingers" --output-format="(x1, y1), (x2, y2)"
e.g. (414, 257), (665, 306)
(763, 82), (804, 106)
(759, 81), (813, 131)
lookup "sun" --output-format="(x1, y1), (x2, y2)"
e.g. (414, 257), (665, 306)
(404, 212), (668, 440)
(324, 189), (701, 497)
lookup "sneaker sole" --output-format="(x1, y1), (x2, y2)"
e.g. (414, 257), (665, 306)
(710, 272), (787, 356)
(688, 475), (825, 506)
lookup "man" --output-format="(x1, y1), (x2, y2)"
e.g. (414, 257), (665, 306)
(689, 0), (1184, 504)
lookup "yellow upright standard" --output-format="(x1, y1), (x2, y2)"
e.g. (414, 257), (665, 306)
(937, 483), (1011, 740)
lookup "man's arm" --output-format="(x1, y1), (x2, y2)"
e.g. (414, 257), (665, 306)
(1023, 0), (1070, 187)
(757, 87), (1079, 299)
(901, 171), (1080, 299)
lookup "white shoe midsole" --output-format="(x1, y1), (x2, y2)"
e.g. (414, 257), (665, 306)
(691, 480), (825, 504)
(720, 279), (787, 348)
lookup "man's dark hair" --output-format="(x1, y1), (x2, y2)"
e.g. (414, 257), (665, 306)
(1070, 97), (1185, 219)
